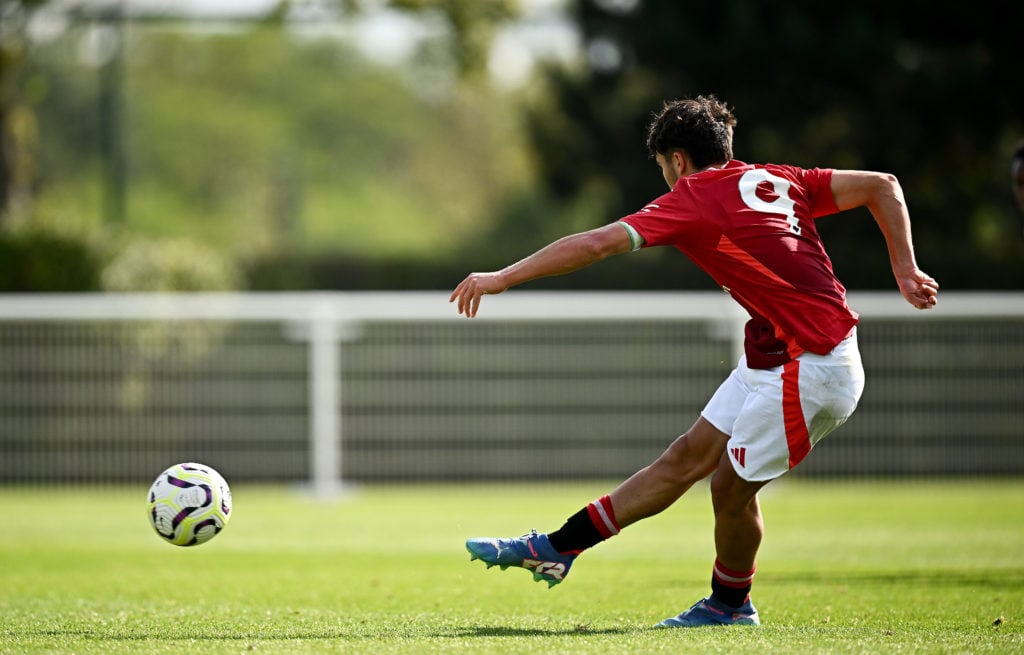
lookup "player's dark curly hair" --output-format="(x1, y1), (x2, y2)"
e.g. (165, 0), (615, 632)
(645, 95), (737, 167)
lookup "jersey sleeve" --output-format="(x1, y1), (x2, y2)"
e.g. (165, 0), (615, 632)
(800, 167), (839, 218)
(765, 164), (838, 219)
(617, 192), (696, 249)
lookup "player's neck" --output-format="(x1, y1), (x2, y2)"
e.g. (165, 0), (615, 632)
(685, 161), (728, 177)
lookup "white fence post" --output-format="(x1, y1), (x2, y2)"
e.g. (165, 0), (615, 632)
(308, 313), (342, 498)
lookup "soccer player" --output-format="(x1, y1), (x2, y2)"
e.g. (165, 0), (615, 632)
(449, 95), (938, 627)
(1012, 141), (1024, 216)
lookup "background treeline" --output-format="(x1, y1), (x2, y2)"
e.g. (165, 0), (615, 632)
(1, 0), (1022, 292)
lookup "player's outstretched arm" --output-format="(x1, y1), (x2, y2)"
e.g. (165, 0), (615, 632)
(450, 223), (634, 317)
(830, 170), (939, 310)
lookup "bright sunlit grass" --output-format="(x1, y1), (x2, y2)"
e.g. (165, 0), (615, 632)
(1, 481), (1022, 654)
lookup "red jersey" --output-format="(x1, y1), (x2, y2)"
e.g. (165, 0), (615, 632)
(619, 160), (858, 369)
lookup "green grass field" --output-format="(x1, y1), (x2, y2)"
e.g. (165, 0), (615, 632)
(1, 481), (1022, 654)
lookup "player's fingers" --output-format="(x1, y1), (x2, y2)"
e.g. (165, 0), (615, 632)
(918, 274), (939, 291)
(471, 283), (486, 316)
(461, 280), (480, 316)
(450, 278), (469, 305)
(915, 290), (937, 309)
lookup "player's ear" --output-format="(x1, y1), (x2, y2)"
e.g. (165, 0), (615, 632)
(672, 150), (690, 177)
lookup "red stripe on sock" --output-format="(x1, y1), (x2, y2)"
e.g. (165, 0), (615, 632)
(586, 504), (613, 539)
(586, 495), (620, 539)
(597, 495), (620, 533)
(713, 558), (756, 588)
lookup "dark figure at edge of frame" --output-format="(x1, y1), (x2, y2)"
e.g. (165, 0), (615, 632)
(449, 95), (938, 628)
(1012, 141), (1024, 218)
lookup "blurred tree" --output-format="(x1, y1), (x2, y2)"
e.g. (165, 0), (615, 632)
(6, 0), (1022, 293)
(0, 228), (99, 290)
(15, 3), (540, 290)
(386, 0), (520, 80)
(0, 0), (48, 226)
(518, 0), (1024, 289)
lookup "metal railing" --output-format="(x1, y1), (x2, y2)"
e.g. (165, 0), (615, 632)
(1, 291), (1021, 491)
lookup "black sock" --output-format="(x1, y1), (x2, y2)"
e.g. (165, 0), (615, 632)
(547, 508), (603, 554)
(709, 558), (755, 608)
(546, 495), (621, 554)
(711, 578), (751, 609)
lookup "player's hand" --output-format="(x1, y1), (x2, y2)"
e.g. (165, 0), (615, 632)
(450, 272), (508, 318)
(896, 268), (939, 310)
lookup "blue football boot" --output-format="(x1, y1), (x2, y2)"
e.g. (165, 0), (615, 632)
(466, 529), (576, 588)
(656, 596), (760, 628)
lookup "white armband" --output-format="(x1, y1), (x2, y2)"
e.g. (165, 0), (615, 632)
(618, 221), (644, 251)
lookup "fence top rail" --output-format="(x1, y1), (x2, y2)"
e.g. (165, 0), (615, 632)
(0, 291), (1020, 322)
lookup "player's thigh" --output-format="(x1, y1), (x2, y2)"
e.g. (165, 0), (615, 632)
(653, 416), (729, 481)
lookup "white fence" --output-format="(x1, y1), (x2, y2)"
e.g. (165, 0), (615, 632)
(1, 291), (1022, 491)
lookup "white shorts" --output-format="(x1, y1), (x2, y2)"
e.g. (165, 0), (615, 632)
(701, 330), (865, 482)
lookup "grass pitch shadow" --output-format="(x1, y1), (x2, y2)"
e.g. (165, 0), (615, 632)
(453, 625), (638, 638)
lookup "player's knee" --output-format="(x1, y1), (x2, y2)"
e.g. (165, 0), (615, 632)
(709, 466), (760, 515)
(709, 472), (732, 511)
(654, 433), (719, 484)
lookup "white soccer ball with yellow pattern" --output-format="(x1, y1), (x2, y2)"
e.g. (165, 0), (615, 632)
(147, 463), (232, 546)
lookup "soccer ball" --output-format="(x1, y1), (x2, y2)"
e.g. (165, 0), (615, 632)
(147, 462), (232, 546)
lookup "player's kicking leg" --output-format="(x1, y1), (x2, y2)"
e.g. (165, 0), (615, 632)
(466, 418), (726, 588)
